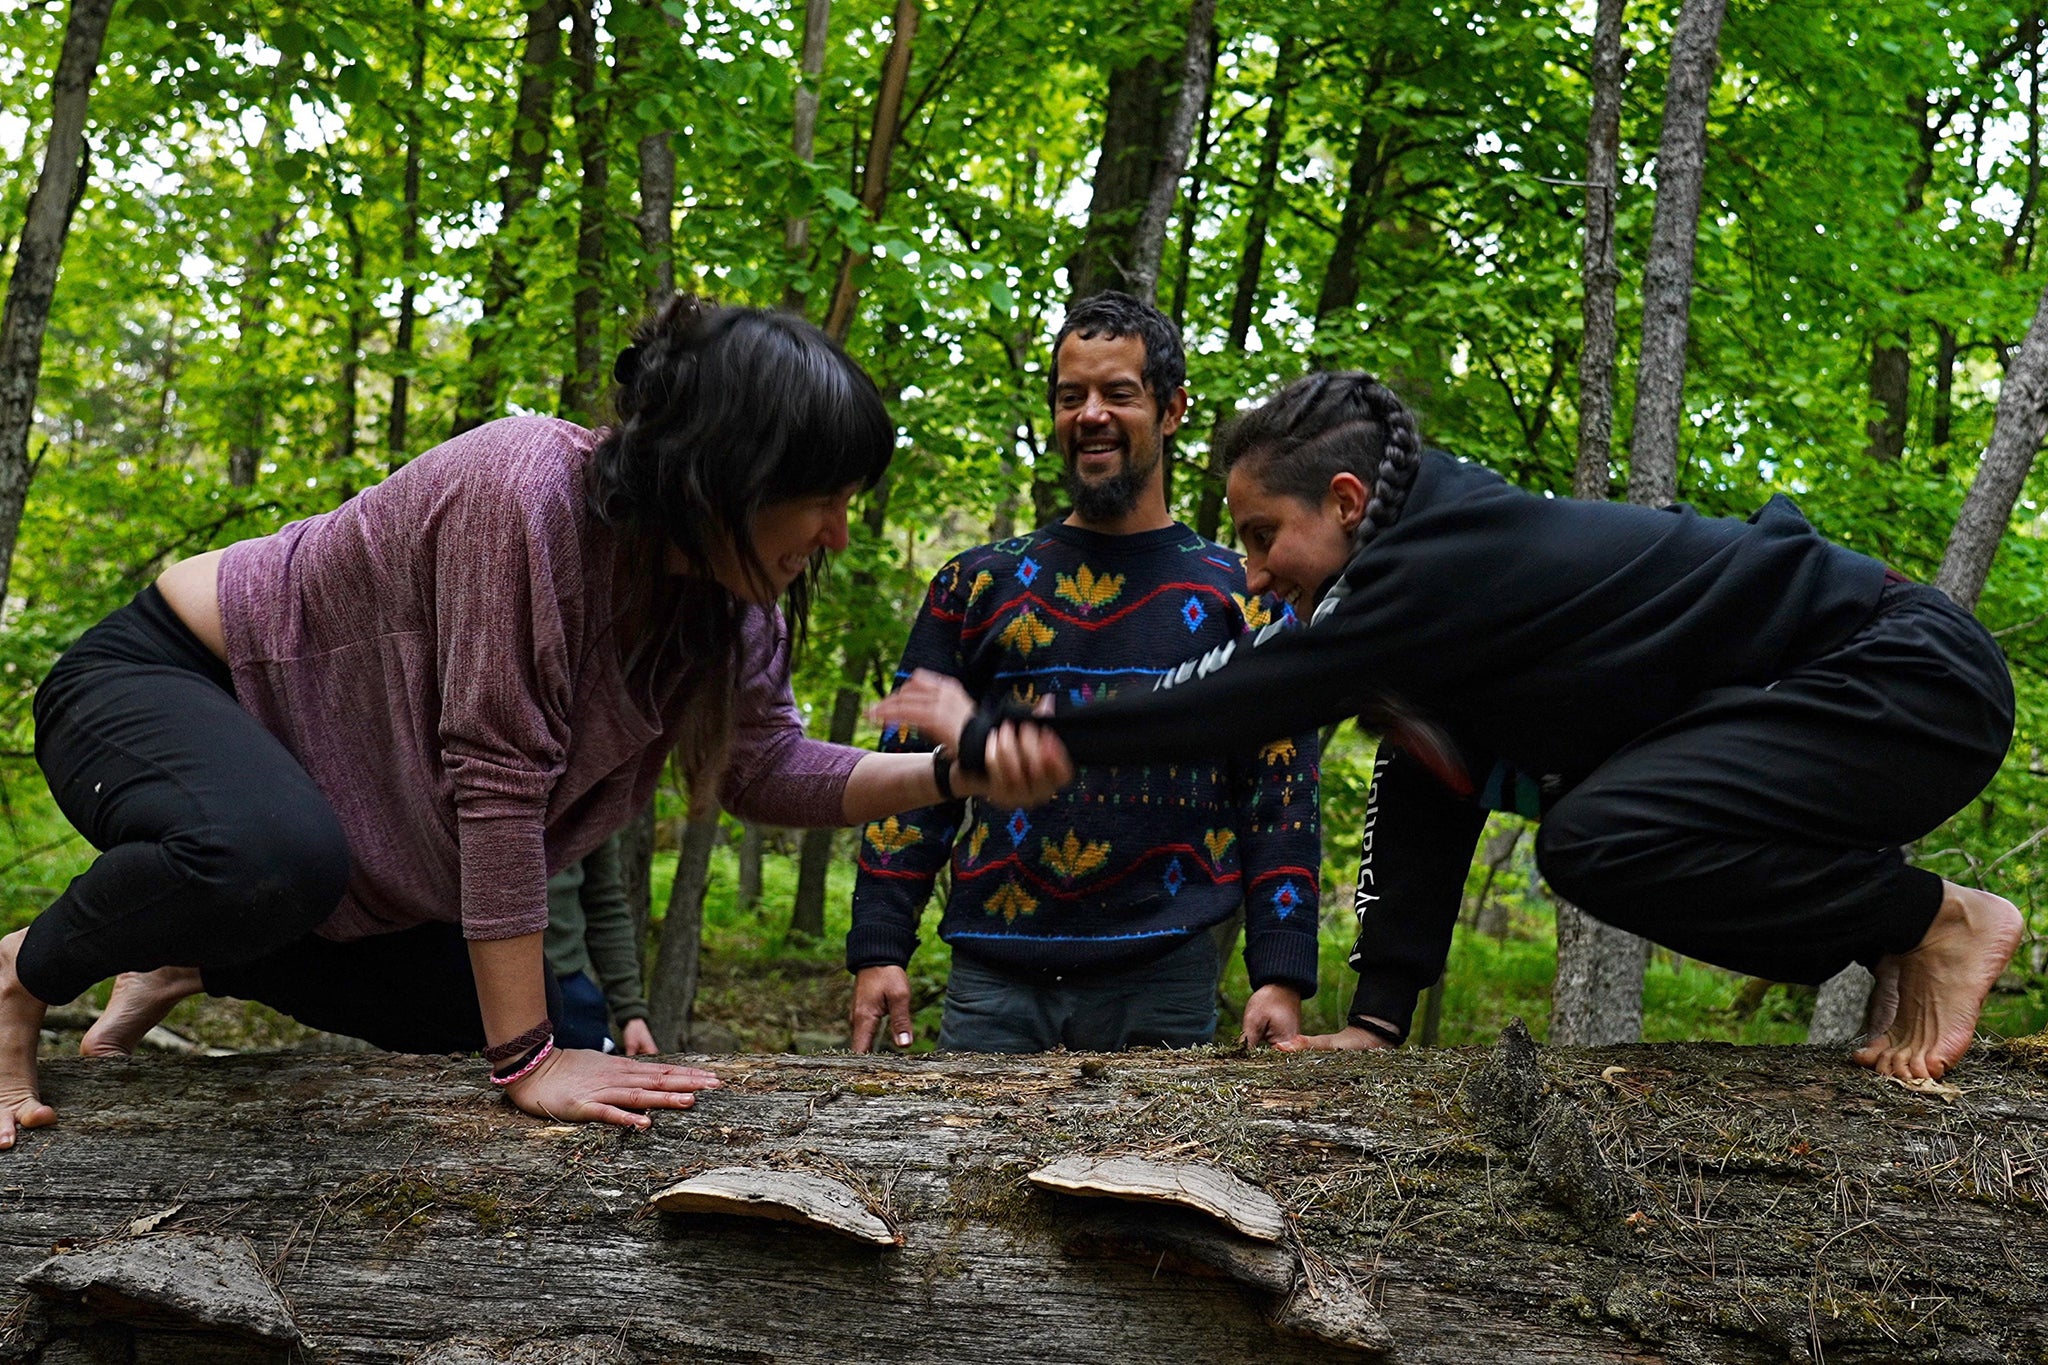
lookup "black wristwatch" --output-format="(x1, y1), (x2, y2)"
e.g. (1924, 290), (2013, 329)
(932, 747), (957, 801)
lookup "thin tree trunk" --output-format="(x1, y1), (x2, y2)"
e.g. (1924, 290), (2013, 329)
(1313, 79), (1390, 327)
(618, 797), (658, 951)
(1550, 887), (1650, 1046)
(386, 0), (426, 468)
(736, 821), (765, 913)
(647, 814), (719, 1050)
(559, 0), (609, 422)
(1864, 336), (1911, 462)
(1571, 0), (1626, 501)
(1625, 0), (1728, 508)
(1934, 278), (2048, 612)
(1067, 55), (1170, 302)
(451, 0), (568, 437)
(782, 0), (833, 313)
(1193, 35), (1297, 542)
(1468, 822), (1524, 940)
(334, 201), (366, 466)
(1932, 322), (1959, 451)
(0, 0), (113, 605)
(789, 686), (864, 942)
(1126, 0), (1217, 303)
(227, 190), (287, 489)
(1165, 33), (1218, 333)
(822, 0), (919, 344)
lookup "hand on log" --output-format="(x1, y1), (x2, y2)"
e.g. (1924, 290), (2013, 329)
(1273, 1023), (1390, 1053)
(1240, 984), (1304, 1049)
(504, 1046), (721, 1128)
(849, 966), (915, 1053)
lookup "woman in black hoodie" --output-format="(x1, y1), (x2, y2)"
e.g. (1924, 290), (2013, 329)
(879, 371), (2019, 1082)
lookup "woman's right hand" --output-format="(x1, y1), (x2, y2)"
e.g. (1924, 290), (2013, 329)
(505, 1046), (721, 1128)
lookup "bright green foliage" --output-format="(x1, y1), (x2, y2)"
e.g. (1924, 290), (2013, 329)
(2, 0), (2044, 1041)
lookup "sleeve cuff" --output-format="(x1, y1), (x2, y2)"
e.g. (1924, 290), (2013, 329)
(845, 919), (918, 973)
(1347, 974), (1419, 1044)
(1244, 931), (1319, 999)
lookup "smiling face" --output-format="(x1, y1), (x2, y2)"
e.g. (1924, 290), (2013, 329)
(1226, 460), (1368, 615)
(1052, 332), (1186, 530)
(699, 485), (860, 604)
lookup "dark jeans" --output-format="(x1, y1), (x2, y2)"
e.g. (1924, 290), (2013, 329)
(938, 930), (1221, 1053)
(23, 586), (548, 1053)
(555, 971), (612, 1051)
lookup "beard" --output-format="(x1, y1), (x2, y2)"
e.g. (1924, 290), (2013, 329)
(1062, 442), (1160, 523)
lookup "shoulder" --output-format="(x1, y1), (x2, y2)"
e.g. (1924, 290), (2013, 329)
(394, 417), (599, 536)
(929, 531), (1056, 605)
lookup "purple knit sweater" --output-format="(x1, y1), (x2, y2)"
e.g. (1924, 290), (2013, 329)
(218, 415), (863, 943)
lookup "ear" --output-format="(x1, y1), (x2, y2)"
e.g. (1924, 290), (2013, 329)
(1327, 471), (1371, 531)
(1159, 385), (1189, 438)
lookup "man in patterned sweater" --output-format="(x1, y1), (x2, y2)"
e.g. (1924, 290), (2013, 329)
(845, 292), (1322, 1053)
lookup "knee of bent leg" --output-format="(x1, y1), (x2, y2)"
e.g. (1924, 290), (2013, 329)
(1534, 794), (1615, 910)
(169, 799), (352, 935)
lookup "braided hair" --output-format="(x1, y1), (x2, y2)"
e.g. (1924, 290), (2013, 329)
(1218, 373), (1469, 792)
(1217, 370), (1424, 561)
(586, 294), (892, 798)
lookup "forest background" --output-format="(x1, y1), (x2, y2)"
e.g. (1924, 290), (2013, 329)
(1, 0), (2044, 1054)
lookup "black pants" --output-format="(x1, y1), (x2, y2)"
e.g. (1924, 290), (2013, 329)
(1537, 582), (2015, 983)
(22, 586), (534, 1053)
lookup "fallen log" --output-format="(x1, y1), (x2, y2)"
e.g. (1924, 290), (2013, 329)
(3, 1026), (2047, 1364)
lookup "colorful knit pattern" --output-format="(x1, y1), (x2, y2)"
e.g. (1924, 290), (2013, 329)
(847, 521), (1323, 993)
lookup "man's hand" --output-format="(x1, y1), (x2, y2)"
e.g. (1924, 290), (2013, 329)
(1241, 984), (1304, 1048)
(619, 1018), (659, 1056)
(1273, 1023), (1394, 1052)
(849, 965), (915, 1053)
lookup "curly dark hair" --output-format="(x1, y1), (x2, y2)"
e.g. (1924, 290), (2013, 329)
(1047, 290), (1186, 418)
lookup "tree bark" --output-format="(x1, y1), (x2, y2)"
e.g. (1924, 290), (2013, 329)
(736, 821), (765, 914)
(1571, 0), (1627, 502)
(1624, 0), (1727, 508)
(9, 1035), (2048, 1363)
(1314, 87), (1390, 325)
(1863, 335), (1911, 462)
(1125, 0), (1217, 303)
(558, 0), (611, 423)
(333, 200), (367, 467)
(1067, 37), (1183, 303)
(618, 797), (658, 953)
(1933, 278), (2048, 613)
(0, 0), (114, 606)
(227, 184), (287, 489)
(647, 814), (719, 1050)
(451, 0), (569, 437)
(386, 0), (427, 469)
(1550, 894), (1650, 1046)
(822, 0), (919, 344)
(782, 0), (833, 313)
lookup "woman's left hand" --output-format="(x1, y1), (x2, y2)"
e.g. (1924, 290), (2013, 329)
(869, 669), (976, 748)
(505, 1046), (720, 1128)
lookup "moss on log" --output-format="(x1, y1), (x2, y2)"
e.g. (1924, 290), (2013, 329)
(3, 1028), (2047, 1363)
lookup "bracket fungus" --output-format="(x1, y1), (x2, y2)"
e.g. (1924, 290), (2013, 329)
(1027, 1155), (1287, 1242)
(643, 1167), (901, 1246)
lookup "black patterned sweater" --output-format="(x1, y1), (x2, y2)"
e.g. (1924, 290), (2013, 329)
(847, 521), (1323, 994)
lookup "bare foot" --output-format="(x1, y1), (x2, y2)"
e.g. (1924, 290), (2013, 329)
(81, 965), (204, 1057)
(1, 928), (57, 1150)
(1852, 882), (2022, 1081)
(1862, 957), (1900, 1047)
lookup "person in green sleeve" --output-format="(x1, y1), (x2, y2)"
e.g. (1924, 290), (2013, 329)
(545, 834), (657, 1055)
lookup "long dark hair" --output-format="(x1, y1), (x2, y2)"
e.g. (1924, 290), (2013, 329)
(1217, 371), (1469, 793)
(587, 296), (893, 794)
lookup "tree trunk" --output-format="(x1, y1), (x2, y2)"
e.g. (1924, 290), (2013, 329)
(1933, 278), (2048, 613)
(647, 813), (718, 1050)
(822, 0), (919, 344)
(386, 0), (427, 469)
(1467, 822), (1524, 940)
(1194, 35), (1298, 541)
(1164, 33), (1218, 335)
(736, 821), (765, 914)
(451, 0), (568, 437)
(333, 201), (366, 467)
(1863, 335), (1911, 462)
(789, 687), (863, 942)
(618, 796), (658, 953)
(1624, 0), (1727, 508)
(1066, 27), (1190, 305)
(227, 191), (287, 489)
(1125, 0), (1217, 303)
(1313, 89), (1389, 326)
(559, 0), (610, 422)
(0, 0), (113, 605)
(1570, 0), (1627, 502)
(782, 0), (833, 313)
(1554, 0), (1653, 1048)
(10, 1035), (2048, 1363)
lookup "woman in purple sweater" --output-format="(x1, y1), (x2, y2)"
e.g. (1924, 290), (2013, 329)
(0, 298), (1057, 1148)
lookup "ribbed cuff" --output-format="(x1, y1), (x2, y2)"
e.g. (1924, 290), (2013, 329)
(845, 919), (917, 973)
(1245, 932), (1320, 999)
(1347, 973), (1417, 1045)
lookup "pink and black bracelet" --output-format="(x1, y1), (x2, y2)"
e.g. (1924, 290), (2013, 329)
(489, 1037), (556, 1087)
(484, 1018), (554, 1066)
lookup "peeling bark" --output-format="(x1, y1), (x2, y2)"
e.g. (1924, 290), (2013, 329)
(6, 1036), (2048, 1364)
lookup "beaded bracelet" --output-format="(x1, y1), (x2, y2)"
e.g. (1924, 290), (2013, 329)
(484, 1018), (554, 1065)
(489, 1037), (555, 1087)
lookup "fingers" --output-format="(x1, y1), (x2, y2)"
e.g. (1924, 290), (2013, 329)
(887, 986), (914, 1051)
(1270, 1034), (1306, 1052)
(583, 1103), (654, 1130)
(850, 1003), (879, 1054)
